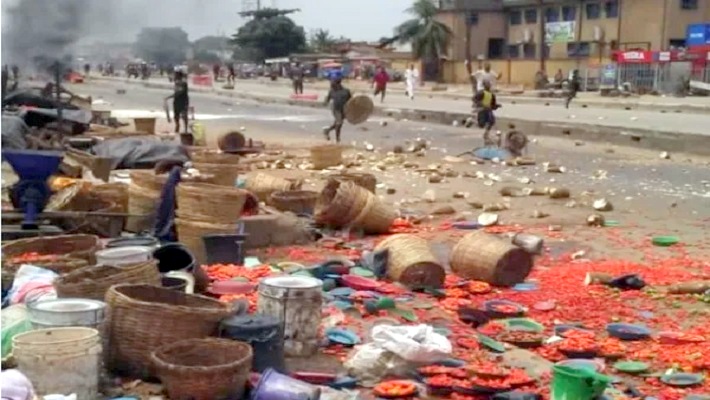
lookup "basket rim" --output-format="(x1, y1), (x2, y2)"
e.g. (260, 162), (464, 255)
(108, 284), (233, 315)
(151, 338), (253, 372)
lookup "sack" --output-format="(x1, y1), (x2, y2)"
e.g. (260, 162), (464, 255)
(370, 324), (451, 363)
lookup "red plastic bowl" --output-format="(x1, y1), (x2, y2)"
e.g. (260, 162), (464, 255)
(208, 280), (255, 295)
(340, 275), (381, 291)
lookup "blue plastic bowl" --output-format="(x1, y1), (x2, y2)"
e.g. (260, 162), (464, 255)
(606, 323), (652, 341)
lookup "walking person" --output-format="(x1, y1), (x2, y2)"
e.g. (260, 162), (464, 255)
(322, 76), (352, 144)
(290, 62), (305, 95)
(373, 66), (389, 103)
(474, 80), (500, 146)
(227, 63), (236, 85)
(212, 63), (220, 82)
(565, 70), (580, 109)
(165, 71), (190, 134)
(404, 64), (419, 100)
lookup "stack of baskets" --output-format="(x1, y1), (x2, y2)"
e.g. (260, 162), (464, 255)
(310, 144), (343, 170)
(127, 170), (164, 233)
(268, 190), (319, 215)
(105, 284), (233, 378)
(245, 173), (302, 202)
(53, 260), (161, 301)
(375, 234), (445, 288)
(191, 149), (250, 187)
(315, 180), (396, 234)
(330, 172), (377, 193)
(175, 182), (249, 264)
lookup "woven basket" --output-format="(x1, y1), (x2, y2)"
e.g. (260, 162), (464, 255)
(177, 183), (248, 222)
(58, 198), (124, 238)
(349, 192), (397, 234)
(310, 144), (343, 170)
(1, 234), (100, 264)
(126, 183), (159, 233)
(245, 173), (300, 202)
(268, 190), (319, 215)
(190, 150), (241, 165)
(3, 257), (88, 279)
(92, 183), (129, 213)
(314, 180), (370, 228)
(175, 216), (239, 265)
(54, 260), (161, 301)
(331, 172), (377, 193)
(450, 231), (534, 287)
(151, 338), (253, 400)
(193, 162), (249, 187)
(375, 234), (445, 288)
(105, 284), (233, 378)
(134, 117), (156, 134)
(131, 170), (166, 192)
(217, 131), (246, 152)
(344, 95), (374, 125)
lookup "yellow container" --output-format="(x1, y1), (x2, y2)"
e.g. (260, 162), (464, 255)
(192, 123), (205, 146)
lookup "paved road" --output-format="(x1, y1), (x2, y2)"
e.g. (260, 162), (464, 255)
(92, 77), (710, 136)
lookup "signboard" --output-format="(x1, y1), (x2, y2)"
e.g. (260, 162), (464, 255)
(616, 51), (654, 64)
(658, 52), (671, 62)
(600, 64), (617, 87)
(545, 22), (575, 43)
(686, 23), (710, 47)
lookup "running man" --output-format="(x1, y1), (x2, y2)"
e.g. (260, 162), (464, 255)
(474, 80), (500, 146)
(165, 71), (190, 134)
(565, 70), (580, 109)
(404, 64), (419, 100)
(373, 66), (389, 103)
(322, 77), (352, 144)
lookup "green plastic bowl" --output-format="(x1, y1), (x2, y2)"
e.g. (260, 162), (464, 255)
(652, 236), (679, 247)
(500, 318), (545, 333)
(614, 360), (650, 374)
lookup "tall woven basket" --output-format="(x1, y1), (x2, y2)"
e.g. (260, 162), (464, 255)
(268, 190), (319, 215)
(349, 193), (396, 234)
(310, 144), (343, 170)
(151, 338), (253, 400)
(450, 231), (534, 287)
(175, 216), (240, 265)
(105, 284), (233, 378)
(54, 261), (161, 301)
(375, 234), (445, 288)
(331, 172), (377, 193)
(130, 170), (166, 192)
(126, 183), (159, 233)
(245, 173), (300, 202)
(190, 149), (241, 165)
(315, 180), (370, 228)
(92, 183), (129, 213)
(177, 183), (248, 222)
(192, 162), (249, 187)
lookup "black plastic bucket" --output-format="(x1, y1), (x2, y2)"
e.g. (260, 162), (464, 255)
(161, 276), (188, 292)
(202, 234), (247, 265)
(220, 314), (285, 373)
(153, 243), (195, 273)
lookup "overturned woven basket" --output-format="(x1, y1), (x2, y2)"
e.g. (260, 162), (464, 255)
(349, 191), (397, 234)
(330, 172), (377, 193)
(245, 173), (301, 202)
(151, 338), (253, 400)
(105, 284), (233, 378)
(375, 234), (445, 288)
(315, 180), (370, 228)
(310, 144), (343, 170)
(54, 260), (161, 301)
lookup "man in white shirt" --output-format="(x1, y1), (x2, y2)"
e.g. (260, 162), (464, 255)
(472, 62), (501, 93)
(404, 64), (419, 100)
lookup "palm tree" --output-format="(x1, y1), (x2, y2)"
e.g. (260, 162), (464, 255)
(394, 0), (452, 81)
(310, 29), (336, 53)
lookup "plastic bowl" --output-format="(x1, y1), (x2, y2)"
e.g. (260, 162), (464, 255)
(556, 359), (605, 372)
(483, 299), (526, 319)
(606, 323), (652, 341)
(499, 318), (544, 333)
(652, 235), (679, 247)
(340, 275), (381, 291)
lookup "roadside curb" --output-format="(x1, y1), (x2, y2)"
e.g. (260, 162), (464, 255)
(94, 77), (710, 156)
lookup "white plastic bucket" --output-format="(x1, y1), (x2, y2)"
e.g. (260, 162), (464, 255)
(27, 299), (106, 330)
(13, 327), (101, 400)
(95, 246), (153, 266)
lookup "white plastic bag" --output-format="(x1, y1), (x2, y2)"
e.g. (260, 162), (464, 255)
(343, 343), (410, 387)
(370, 324), (452, 363)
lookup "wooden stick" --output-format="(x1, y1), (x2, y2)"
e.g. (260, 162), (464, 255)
(666, 281), (710, 295)
(584, 272), (614, 286)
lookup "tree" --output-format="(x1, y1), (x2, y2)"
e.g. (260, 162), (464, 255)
(134, 27), (190, 65)
(394, 0), (452, 80)
(231, 8), (306, 62)
(309, 29), (336, 53)
(192, 35), (231, 63)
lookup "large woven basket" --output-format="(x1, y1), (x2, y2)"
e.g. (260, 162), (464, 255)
(130, 170), (166, 192)
(126, 183), (159, 233)
(177, 182), (248, 222)
(3, 257), (89, 289)
(190, 150), (241, 165)
(450, 231), (534, 287)
(310, 144), (343, 170)
(349, 192), (396, 234)
(1, 234), (100, 264)
(217, 131), (247, 152)
(375, 234), (445, 288)
(314, 180), (370, 228)
(175, 216), (240, 265)
(92, 183), (129, 213)
(331, 172), (377, 193)
(134, 117), (156, 134)
(151, 338), (253, 400)
(245, 173), (301, 202)
(344, 95), (374, 125)
(268, 190), (319, 215)
(58, 198), (124, 238)
(192, 162), (249, 187)
(54, 260), (161, 301)
(105, 284), (233, 378)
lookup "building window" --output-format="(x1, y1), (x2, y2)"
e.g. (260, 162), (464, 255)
(466, 11), (479, 25)
(438, 0), (455, 10)
(509, 11), (522, 25)
(567, 41), (591, 57)
(669, 39), (686, 49)
(562, 6), (576, 21)
(523, 44), (537, 59)
(524, 9), (538, 24)
(585, 3), (601, 19)
(508, 45), (520, 59)
(604, 0), (619, 18)
(488, 38), (506, 59)
(545, 7), (559, 22)
(681, 0), (698, 9)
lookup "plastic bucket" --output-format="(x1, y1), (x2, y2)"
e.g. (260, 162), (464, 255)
(219, 314), (285, 373)
(96, 246), (153, 266)
(27, 298), (106, 330)
(152, 243), (196, 274)
(13, 327), (102, 399)
(252, 368), (320, 400)
(202, 234), (247, 265)
(161, 277), (188, 292)
(551, 365), (611, 400)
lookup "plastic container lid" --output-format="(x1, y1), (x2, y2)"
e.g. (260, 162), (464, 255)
(613, 361), (649, 374)
(652, 236), (679, 247)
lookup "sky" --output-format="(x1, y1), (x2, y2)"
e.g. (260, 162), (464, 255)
(2, 0), (415, 44)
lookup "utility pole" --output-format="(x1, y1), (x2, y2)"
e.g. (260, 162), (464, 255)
(539, 0), (546, 72)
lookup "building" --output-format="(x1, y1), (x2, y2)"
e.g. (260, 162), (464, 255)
(435, 0), (710, 85)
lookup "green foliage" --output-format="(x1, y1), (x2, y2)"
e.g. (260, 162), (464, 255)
(395, 0), (452, 60)
(309, 29), (337, 53)
(231, 8), (306, 62)
(134, 27), (190, 65)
